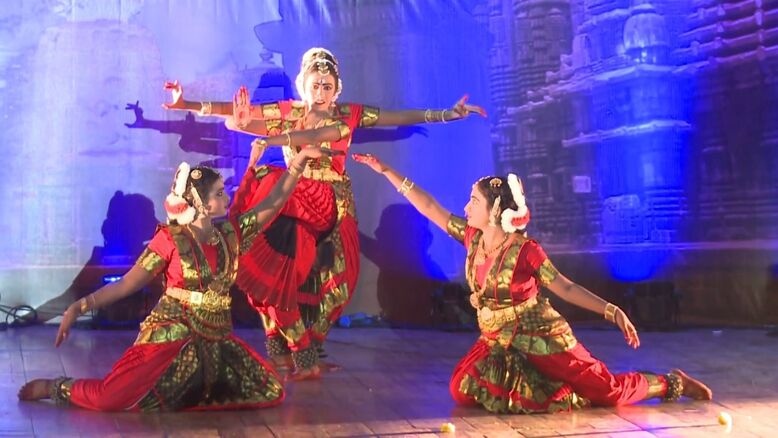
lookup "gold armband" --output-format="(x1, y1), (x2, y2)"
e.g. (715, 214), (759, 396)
(397, 177), (415, 196)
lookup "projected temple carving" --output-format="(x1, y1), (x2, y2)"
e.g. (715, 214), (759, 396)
(477, 0), (778, 245)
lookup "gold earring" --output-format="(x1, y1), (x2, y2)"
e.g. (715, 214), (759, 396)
(488, 196), (501, 227)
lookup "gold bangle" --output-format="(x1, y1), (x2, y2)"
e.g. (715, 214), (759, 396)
(604, 303), (618, 323)
(397, 177), (415, 196)
(199, 101), (213, 116)
(285, 132), (292, 147)
(79, 297), (89, 315)
(424, 109), (432, 123)
(440, 110), (449, 123)
(287, 164), (303, 178)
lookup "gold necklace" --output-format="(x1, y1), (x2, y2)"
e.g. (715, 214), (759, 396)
(473, 233), (510, 266)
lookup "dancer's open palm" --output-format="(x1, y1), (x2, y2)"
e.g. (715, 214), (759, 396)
(162, 80), (186, 110)
(233, 85), (252, 128)
(352, 153), (388, 174)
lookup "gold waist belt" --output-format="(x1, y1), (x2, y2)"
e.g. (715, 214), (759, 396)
(165, 287), (231, 312)
(477, 295), (538, 332)
(303, 167), (347, 182)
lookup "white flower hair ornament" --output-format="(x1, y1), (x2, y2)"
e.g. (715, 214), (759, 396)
(500, 173), (531, 232)
(164, 162), (197, 225)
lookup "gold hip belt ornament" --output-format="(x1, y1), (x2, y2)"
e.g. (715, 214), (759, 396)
(165, 287), (231, 312)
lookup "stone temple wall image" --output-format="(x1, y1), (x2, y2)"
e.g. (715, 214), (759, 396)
(475, 0), (778, 247)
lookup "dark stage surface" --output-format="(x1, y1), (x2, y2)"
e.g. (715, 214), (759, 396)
(3, 325), (777, 437)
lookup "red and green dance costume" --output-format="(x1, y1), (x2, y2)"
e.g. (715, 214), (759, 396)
(445, 216), (683, 413)
(49, 215), (284, 411)
(230, 100), (379, 369)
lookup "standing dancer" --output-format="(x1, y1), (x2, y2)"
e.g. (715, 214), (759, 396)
(163, 47), (486, 380)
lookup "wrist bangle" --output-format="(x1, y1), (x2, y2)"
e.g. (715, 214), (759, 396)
(287, 164), (304, 178)
(199, 101), (213, 116)
(424, 109), (433, 123)
(440, 110), (449, 123)
(604, 303), (618, 323)
(79, 297), (89, 315)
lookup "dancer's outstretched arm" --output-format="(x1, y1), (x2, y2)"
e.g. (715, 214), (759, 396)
(224, 84), (486, 128)
(56, 266), (155, 346)
(544, 275), (640, 348)
(162, 80), (236, 117)
(162, 82), (278, 135)
(352, 153), (451, 231)
(164, 80), (487, 129)
(373, 94), (487, 126)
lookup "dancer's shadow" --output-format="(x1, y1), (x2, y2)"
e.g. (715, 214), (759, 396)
(125, 101), (236, 156)
(352, 125), (427, 145)
(35, 191), (161, 325)
(360, 204), (449, 328)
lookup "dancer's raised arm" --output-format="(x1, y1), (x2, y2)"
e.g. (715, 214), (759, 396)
(352, 153), (451, 232)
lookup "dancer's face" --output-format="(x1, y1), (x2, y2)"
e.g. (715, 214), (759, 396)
(204, 178), (230, 218)
(304, 71), (337, 111)
(464, 186), (490, 229)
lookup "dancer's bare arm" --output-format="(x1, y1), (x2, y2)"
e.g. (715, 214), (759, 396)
(56, 266), (155, 346)
(373, 94), (486, 126)
(352, 153), (451, 231)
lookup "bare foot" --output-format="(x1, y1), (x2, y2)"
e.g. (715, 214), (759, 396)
(18, 379), (53, 401)
(672, 369), (713, 400)
(285, 365), (321, 382)
(319, 361), (342, 373)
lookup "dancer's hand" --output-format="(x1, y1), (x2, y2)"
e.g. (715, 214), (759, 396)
(55, 304), (79, 347)
(162, 80), (186, 110)
(249, 138), (268, 168)
(233, 85), (252, 129)
(448, 94), (487, 120)
(352, 153), (388, 174)
(615, 308), (640, 349)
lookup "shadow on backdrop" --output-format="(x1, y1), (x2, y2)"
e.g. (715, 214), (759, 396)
(35, 191), (161, 325)
(360, 204), (473, 329)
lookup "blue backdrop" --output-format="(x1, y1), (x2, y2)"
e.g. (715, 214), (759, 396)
(1, 0), (776, 325)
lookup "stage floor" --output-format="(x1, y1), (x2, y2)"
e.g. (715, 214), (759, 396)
(2, 324), (777, 437)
